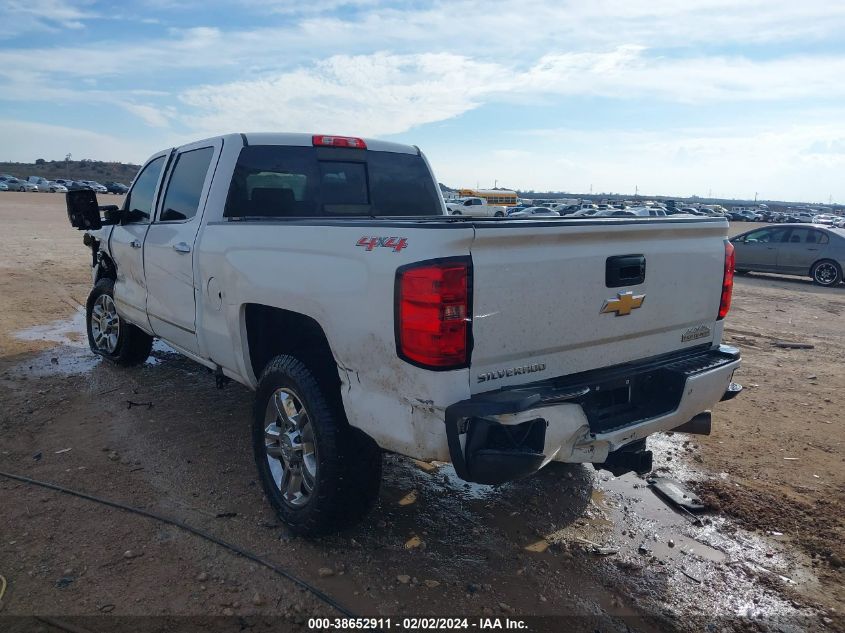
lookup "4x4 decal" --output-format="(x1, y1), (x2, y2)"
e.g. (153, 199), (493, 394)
(356, 236), (408, 253)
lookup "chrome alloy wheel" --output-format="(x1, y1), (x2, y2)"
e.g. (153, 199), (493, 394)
(814, 262), (838, 285)
(90, 294), (120, 353)
(263, 388), (317, 507)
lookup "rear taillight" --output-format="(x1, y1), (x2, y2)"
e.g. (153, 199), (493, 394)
(718, 241), (735, 320)
(312, 134), (367, 149)
(396, 259), (471, 369)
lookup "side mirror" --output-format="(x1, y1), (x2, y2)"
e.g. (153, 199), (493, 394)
(66, 189), (102, 230)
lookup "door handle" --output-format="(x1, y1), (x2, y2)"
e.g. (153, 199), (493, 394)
(173, 242), (191, 253)
(130, 239), (141, 249)
(807, 248), (819, 251)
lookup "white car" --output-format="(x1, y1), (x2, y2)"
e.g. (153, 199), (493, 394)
(67, 132), (741, 535)
(627, 206), (667, 217)
(790, 211), (816, 223)
(507, 206), (560, 218)
(813, 214), (836, 226)
(47, 181), (68, 193)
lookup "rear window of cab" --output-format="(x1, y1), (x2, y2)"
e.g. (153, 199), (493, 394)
(224, 145), (443, 218)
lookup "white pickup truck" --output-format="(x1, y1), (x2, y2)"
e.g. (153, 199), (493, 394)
(67, 133), (741, 535)
(445, 196), (508, 217)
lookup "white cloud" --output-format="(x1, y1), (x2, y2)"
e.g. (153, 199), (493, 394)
(180, 52), (503, 136)
(174, 47), (845, 138)
(0, 0), (97, 36)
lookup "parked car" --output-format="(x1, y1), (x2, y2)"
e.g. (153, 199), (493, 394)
(507, 206), (561, 218)
(728, 209), (758, 222)
(789, 211), (817, 223)
(5, 177), (38, 192)
(67, 181), (94, 191)
(730, 224), (845, 286)
(832, 217), (845, 228)
(593, 208), (638, 217)
(569, 207), (600, 217)
(28, 176), (53, 191)
(78, 180), (108, 193)
(0, 182), (8, 192)
(813, 214), (836, 226)
(46, 181), (68, 193)
(65, 131), (741, 535)
(627, 207), (667, 217)
(104, 181), (129, 194)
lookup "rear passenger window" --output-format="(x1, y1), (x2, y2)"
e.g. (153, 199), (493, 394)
(319, 161), (369, 212)
(159, 147), (214, 222)
(224, 145), (442, 218)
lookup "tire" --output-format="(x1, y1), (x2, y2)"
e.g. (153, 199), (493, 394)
(86, 278), (153, 365)
(810, 259), (842, 287)
(451, 210), (462, 216)
(253, 355), (381, 536)
(494, 211), (504, 217)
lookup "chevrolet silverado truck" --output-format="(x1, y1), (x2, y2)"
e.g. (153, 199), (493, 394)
(66, 133), (741, 535)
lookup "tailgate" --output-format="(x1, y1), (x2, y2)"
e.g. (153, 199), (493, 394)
(468, 218), (729, 394)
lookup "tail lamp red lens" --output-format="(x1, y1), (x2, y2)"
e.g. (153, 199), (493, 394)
(312, 135), (367, 149)
(718, 241), (735, 320)
(397, 260), (470, 369)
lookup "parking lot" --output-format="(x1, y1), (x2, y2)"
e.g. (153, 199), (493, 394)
(0, 194), (842, 632)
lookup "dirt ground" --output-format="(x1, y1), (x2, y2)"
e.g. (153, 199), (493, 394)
(0, 193), (842, 632)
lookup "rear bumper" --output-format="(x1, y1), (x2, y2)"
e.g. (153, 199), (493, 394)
(444, 345), (741, 484)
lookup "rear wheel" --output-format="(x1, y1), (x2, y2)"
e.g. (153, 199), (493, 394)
(451, 210), (462, 216)
(253, 355), (381, 536)
(494, 211), (504, 217)
(811, 259), (842, 287)
(86, 278), (153, 365)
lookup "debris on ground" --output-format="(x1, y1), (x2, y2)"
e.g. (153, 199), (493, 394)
(772, 341), (815, 349)
(648, 476), (706, 512)
(126, 400), (154, 410)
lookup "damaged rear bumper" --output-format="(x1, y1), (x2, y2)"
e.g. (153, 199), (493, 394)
(444, 345), (741, 485)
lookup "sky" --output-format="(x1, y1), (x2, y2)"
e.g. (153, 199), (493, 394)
(2, 0), (845, 202)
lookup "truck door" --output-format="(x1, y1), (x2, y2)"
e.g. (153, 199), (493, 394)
(143, 140), (220, 355)
(109, 152), (169, 331)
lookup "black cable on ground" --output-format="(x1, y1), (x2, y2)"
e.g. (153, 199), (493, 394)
(0, 470), (356, 618)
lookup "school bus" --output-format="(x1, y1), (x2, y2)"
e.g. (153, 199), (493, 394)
(457, 189), (519, 206)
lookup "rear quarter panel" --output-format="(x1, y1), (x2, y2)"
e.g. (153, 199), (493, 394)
(196, 221), (475, 459)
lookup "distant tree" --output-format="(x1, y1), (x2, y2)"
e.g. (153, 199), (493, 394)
(35, 158), (46, 165)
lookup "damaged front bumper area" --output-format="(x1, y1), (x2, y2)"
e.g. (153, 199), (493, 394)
(444, 345), (741, 485)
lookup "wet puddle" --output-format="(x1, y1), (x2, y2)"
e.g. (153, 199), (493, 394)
(10, 313), (183, 377)
(386, 432), (822, 622)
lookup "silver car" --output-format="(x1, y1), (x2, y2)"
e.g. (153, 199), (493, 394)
(730, 224), (845, 287)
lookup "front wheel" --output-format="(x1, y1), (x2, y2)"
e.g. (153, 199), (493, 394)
(451, 210), (462, 216)
(811, 259), (842, 287)
(86, 278), (153, 365)
(253, 355), (381, 536)
(494, 211), (505, 217)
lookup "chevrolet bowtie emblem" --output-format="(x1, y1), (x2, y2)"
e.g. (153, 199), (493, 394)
(601, 291), (645, 316)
